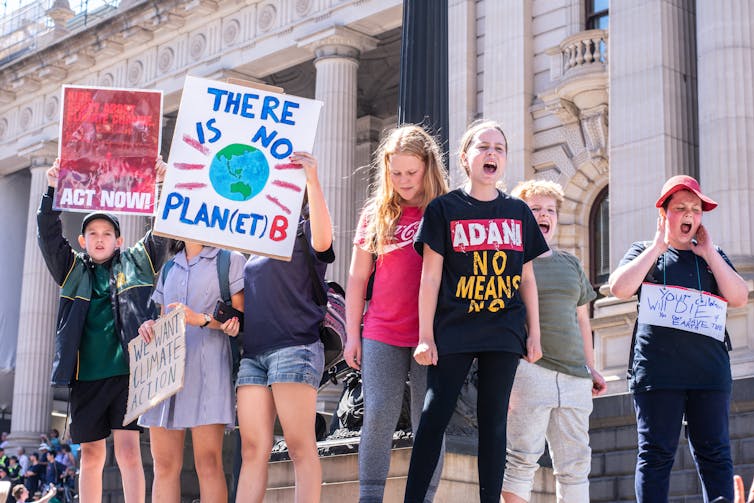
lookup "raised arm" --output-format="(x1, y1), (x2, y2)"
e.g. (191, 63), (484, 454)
(293, 151), (333, 253)
(691, 224), (749, 308)
(140, 156), (170, 272)
(609, 217), (668, 299)
(37, 158), (75, 285)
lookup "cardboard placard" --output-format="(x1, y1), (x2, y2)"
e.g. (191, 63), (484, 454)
(56, 85), (163, 215)
(638, 282), (727, 341)
(154, 75), (322, 260)
(124, 308), (186, 426)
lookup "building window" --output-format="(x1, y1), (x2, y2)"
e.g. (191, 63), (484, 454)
(586, 0), (609, 30)
(589, 187), (610, 288)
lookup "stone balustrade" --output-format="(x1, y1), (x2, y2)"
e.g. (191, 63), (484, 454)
(548, 29), (608, 82)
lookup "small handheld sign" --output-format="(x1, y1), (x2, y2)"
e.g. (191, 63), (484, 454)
(124, 308), (186, 426)
(638, 282), (727, 341)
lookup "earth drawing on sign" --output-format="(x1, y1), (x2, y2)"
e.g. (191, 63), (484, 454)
(209, 143), (270, 201)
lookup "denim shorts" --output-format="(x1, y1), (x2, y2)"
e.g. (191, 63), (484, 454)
(236, 340), (324, 390)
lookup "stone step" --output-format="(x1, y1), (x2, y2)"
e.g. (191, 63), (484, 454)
(264, 446), (556, 501)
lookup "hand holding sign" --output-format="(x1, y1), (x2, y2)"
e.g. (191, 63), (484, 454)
(124, 308), (186, 426)
(47, 158), (60, 188)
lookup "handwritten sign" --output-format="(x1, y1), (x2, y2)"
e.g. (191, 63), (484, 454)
(124, 308), (186, 426)
(154, 76), (323, 260)
(56, 85), (163, 215)
(638, 282), (727, 341)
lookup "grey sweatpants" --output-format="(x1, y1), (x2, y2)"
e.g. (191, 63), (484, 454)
(359, 338), (444, 502)
(503, 360), (593, 502)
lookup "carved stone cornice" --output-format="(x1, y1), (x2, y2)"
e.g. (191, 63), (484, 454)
(10, 76), (41, 94)
(116, 25), (154, 45)
(63, 53), (95, 71)
(179, 0), (219, 17)
(541, 95), (580, 125)
(37, 65), (68, 82)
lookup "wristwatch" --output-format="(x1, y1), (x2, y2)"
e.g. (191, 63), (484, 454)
(200, 313), (211, 328)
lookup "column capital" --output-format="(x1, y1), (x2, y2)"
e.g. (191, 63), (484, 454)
(298, 26), (378, 60)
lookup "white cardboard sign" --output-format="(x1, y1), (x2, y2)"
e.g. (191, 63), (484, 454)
(124, 308), (186, 426)
(638, 282), (727, 341)
(155, 75), (323, 260)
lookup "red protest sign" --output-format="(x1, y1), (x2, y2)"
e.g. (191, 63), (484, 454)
(55, 85), (163, 215)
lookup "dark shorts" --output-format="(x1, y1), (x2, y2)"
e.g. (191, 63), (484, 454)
(236, 340), (325, 390)
(70, 374), (141, 444)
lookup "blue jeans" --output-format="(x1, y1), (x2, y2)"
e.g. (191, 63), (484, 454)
(633, 389), (732, 503)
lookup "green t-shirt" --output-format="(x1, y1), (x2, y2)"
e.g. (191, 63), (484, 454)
(534, 250), (596, 378)
(77, 263), (129, 381)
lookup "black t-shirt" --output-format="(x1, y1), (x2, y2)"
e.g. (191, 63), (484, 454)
(621, 242), (734, 392)
(415, 189), (549, 356)
(242, 219), (335, 356)
(25, 462), (45, 492)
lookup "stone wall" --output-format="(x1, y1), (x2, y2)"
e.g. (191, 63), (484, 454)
(589, 377), (754, 502)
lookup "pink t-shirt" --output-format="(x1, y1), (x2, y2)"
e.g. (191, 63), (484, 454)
(355, 206), (423, 347)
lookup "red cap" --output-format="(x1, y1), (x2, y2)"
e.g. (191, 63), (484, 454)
(655, 175), (717, 211)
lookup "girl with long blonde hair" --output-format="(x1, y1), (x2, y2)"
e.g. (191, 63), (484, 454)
(344, 124), (448, 502)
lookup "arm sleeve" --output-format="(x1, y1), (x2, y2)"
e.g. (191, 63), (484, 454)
(137, 230), (170, 276)
(304, 220), (335, 264)
(413, 198), (444, 256)
(229, 251), (246, 295)
(716, 246), (737, 272)
(36, 186), (76, 286)
(573, 255), (598, 306)
(618, 242), (648, 268)
(151, 266), (166, 306)
(521, 201), (549, 263)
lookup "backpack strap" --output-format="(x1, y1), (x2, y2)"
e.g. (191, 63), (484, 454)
(213, 248), (240, 382)
(216, 248), (231, 303)
(160, 258), (176, 288)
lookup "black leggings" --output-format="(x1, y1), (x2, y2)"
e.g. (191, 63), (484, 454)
(404, 351), (520, 503)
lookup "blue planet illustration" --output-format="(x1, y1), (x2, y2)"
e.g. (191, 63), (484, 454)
(208, 143), (269, 201)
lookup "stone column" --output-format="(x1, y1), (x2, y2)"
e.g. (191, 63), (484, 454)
(118, 215), (146, 248)
(448, 0), (477, 189)
(482, 1), (533, 186)
(594, 1), (698, 391)
(608, 0), (697, 268)
(8, 156), (59, 449)
(300, 27), (377, 286)
(696, 0), (754, 274)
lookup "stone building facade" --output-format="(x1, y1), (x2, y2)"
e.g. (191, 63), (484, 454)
(0, 0), (752, 498)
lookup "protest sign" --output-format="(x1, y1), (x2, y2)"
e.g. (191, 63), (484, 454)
(638, 282), (727, 341)
(154, 75), (323, 260)
(55, 85), (163, 215)
(124, 308), (186, 426)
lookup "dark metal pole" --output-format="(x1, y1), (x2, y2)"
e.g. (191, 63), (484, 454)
(398, 0), (450, 159)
